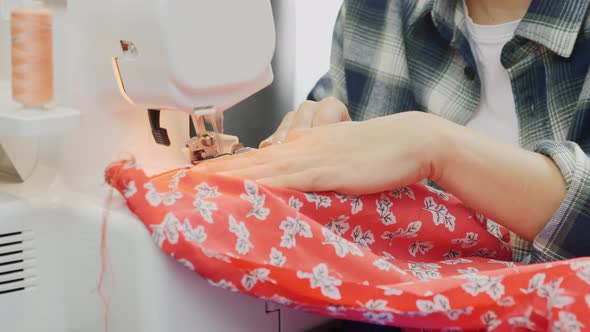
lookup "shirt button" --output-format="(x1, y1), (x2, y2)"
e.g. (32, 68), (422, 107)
(464, 66), (476, 81)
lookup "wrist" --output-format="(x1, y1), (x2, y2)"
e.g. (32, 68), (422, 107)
(421, 113), (459, 184)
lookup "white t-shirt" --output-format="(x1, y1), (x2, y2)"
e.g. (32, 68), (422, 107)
(464, 13), (521, 146)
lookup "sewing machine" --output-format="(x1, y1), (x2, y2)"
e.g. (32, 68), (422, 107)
(110, 0), (276, 164)
(0, 0), (330, 331)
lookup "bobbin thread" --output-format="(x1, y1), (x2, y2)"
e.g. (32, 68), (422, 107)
(11, 7), (53, 108)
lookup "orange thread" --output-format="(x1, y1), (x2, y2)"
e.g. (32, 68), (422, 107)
(96, 162), (127, 332)
(96, 185), (114, 332)
(11, 8), (53, 107)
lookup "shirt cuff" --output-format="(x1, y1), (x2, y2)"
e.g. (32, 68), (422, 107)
(525, 140), (590, 263)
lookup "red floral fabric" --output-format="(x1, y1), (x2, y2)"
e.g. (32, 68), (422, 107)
(106, 160), (590, 331)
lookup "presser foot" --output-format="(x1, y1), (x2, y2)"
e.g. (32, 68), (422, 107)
(185, 133), (251, 164)
(186, 112), (253, 164)
(146, 108), (253, 165)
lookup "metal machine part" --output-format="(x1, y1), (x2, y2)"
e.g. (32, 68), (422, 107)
(147, 107), (251, 164)
(186, 110), (253, 164)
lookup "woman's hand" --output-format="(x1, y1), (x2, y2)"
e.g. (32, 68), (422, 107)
(198, 110), (567, 242)
(198, 111), (448, 194)
(259, 97), (351, 148)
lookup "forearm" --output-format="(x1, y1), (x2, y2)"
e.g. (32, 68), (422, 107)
(434, 122), (567, 242)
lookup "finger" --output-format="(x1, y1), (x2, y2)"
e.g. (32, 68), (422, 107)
(290, 101), (319, 130)
(218, 155), (318, 180)
(257, 167), (340, 192)
(218, 158), (309, 180)
(312, 97), (351, 126)
(260, 112), (296, 148)
(194, 148), (279, 173)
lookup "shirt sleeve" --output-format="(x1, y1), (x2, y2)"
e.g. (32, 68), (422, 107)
(517, 140), (590, 263)
(307, 3), (348, 104)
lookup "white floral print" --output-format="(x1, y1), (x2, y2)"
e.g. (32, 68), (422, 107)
(507, 307), (535, 330)
(193, 182), (220, 224)
(279, 214), (313, 249)
(177, 258), (195, 271)
(440, 258), (473, 265)
(325, 215), (351, 235)
(143, 178), (184, 207)
(376, 194), (396, 225)
(267, 294), (293, 306)
(373, 252), (407, 275)
(521, 273), (574, 310)
(443, 249), (462, 260)
(427, 186), (450, 201)
(228, 215), (254, 255)
(389, 187), (416, 200)
(178, 218), (207, 245)
(335, 193), (364, 214)
(381, 221), (422, 245)
(288, 196), (303, 210)
(208, 279), (239, 292)
(408, 262), (442, 281)
(351, 226), (375, 249)
(150, 212), (181, 247)
(409, 240), (434, 257)
(322, 226), (364, 258)
(571, 261), (590, 284)
(553, 311), (584, 332)
(201, 248), (231, 263)
(459, 271), (505, 301)
(359, 300), (394, 325)
(452, 232), (479, 248)
(481, 311), (501, 331)
(123, 180), (137, 198)
(241, 268), (276, 291)
(240, 180), (270, 221)
(424, 197), (456, 232)
(377, 285), (404, 296)
(297, 264), (342, 300)
(416, 294), (473, 320)
(305, 193), (332, 209)
(269, 247), (287, 267)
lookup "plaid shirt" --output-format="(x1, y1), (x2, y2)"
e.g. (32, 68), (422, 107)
(309, 0), (590, 263)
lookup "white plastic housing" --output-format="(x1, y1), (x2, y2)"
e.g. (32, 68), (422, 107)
(0, 180), (328, 332)
(1, 1), (330, 331)
(108, 0), (276, 113)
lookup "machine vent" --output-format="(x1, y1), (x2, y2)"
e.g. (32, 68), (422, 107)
(0, 230), (37, 296)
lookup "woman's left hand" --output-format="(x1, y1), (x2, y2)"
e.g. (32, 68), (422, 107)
(196, 111), (449, 194)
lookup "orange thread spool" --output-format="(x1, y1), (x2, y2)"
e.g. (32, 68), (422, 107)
(11, 7), (53, 107)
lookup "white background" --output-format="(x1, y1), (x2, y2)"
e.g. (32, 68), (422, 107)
(294, 0), (343, 104)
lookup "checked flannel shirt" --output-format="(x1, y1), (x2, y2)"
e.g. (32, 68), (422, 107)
(309, 0), (590, 263)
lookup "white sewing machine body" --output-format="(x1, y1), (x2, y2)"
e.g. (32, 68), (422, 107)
(0, 0), (330, 331)
(109, 0), (276, 113)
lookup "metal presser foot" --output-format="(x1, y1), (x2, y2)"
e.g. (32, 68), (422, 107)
(186, 108), (253, 164)
(146, 108), (253, 165)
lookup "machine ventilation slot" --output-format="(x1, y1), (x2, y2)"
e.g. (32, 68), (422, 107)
(0, 250), (23, 257)
(0, 232), (22, 238)
(0, 277), (24, 286)
(0, 259), (24, 267)
(0, 269), (24, 276)
(0, 230), (36, 296)
(0, 288), (25, 295)
(0, 240), (23, 248)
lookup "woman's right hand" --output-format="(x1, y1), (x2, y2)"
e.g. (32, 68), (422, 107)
(259, 97), (351, 148)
